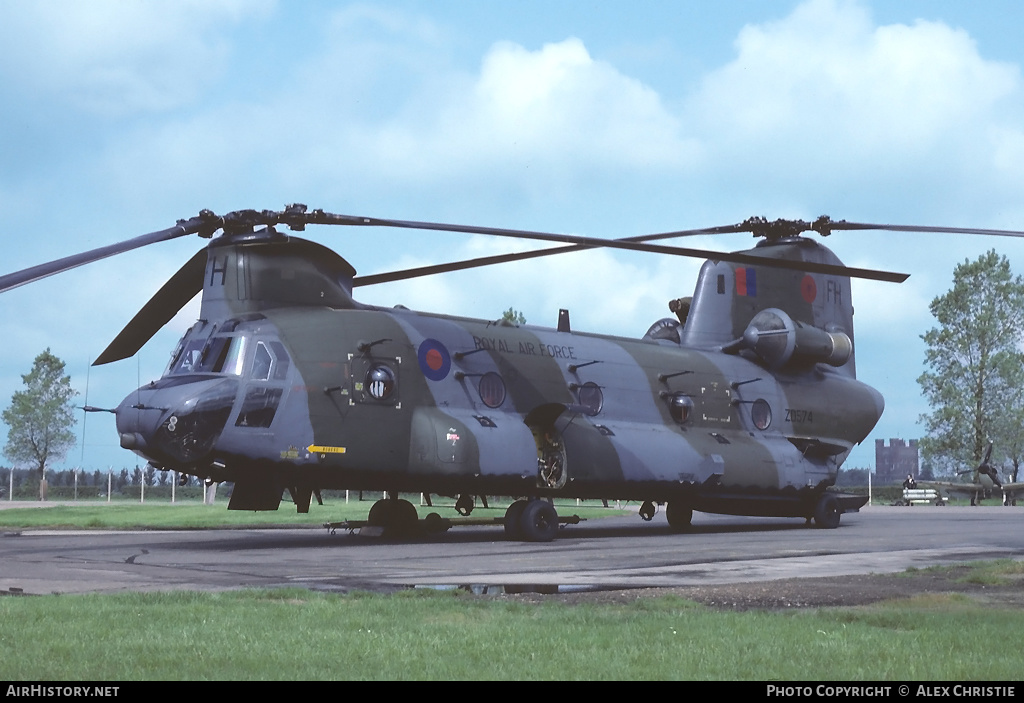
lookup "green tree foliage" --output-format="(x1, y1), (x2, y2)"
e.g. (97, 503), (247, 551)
(501, 307), (526, 325)
(918, 251), (1024, 475)
(2, 349), (78, 499)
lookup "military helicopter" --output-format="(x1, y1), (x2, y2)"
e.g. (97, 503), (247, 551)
(2, 206), (1019, 541)
(921, 443), (1024, 506)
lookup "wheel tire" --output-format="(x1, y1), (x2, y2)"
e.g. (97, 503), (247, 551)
(813, 495), (841, 529)
(665, 501), (693, 531)
(423, 512), (449, 534)
(518, 499), (559, 542)
(390, 499), (419, 537)
(503, 500), (528, 540)
(367, 499), (394, 527)
(368, 499), (419, 536)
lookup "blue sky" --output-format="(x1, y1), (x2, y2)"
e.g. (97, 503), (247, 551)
(3, 0), (1024, 473)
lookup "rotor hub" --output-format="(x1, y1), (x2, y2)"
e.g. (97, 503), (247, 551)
(742, 215), (846, 241)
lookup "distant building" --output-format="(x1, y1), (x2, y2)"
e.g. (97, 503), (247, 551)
(875, 438), (919, 483)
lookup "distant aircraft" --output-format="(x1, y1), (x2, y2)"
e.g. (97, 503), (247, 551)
(921, 444), (1023, 506)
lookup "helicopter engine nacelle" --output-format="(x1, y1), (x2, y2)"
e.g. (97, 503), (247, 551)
(740, 308), (852, 369)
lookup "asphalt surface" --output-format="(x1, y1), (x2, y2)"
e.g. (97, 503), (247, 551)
(1, 504), (1022, 596)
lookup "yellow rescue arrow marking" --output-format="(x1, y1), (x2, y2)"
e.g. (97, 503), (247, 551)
(308, 445), (346, 454)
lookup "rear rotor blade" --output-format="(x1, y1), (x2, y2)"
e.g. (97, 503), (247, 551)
(826, 221), (1024, 238)
(312, 212), (907, 283)
(93, 248), (207, 366)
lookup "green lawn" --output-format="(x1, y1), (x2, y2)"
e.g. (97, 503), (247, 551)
(0, 588), (1019, 680)
(0, 497), (627, 529)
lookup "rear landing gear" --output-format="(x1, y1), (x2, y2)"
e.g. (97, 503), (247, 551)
(504, 499), (559, 542)
(665, 502), (693, 531)
(812, 494), (841, 529)
(367, 498), (419, 537)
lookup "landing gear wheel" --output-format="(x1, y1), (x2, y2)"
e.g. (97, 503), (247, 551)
(813, 494), (841, 529)
(368, 498), (419, 537)
(423, 512), (450, 534)
(367, 499), (393, 526)
(503, 500), (529, 540)
(455, 494), (474, 516)
(665, 502), (692, 531)
(518, 499), (559, 542)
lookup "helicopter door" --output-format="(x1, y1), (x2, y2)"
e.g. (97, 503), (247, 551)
(235, 340), (291, 428)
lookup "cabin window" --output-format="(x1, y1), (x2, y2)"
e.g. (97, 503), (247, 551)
(477, 372), (506, 408)
(577, 381), (603, 416)
(751, 399), (772, 430)
(668, 393), (694, 424)
(366, 364), (397, 400)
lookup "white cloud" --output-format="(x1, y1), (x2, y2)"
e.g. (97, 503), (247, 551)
(388, 38), (698, 178)
(0, 0), (271, 115)
(683, 0), (1024, 219)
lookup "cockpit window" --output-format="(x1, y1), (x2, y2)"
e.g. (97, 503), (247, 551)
(249, 340), (291, 381)
(252, 342), (273, 381)
(168, 336), (247, 376)
(169, 339), (207, 375)
(221, 336), (247, 376)
(269, 341), (291, 380)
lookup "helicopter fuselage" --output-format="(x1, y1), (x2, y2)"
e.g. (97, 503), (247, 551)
(115, 300), (883, 518)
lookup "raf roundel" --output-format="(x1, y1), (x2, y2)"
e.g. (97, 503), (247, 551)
(417, 338), (451, 381)
(801, 274), (817, 303)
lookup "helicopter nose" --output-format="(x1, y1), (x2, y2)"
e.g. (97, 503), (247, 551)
(116, 378), (239, 466)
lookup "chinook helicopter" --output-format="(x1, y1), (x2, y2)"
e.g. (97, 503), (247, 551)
(2, 206), (1019, 541)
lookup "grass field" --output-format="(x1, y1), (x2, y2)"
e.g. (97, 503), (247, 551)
(0, 584), (1021, 680)
(0, 497), (628, 529)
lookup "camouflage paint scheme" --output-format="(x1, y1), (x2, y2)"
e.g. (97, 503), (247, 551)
(114, 229), (883, 524)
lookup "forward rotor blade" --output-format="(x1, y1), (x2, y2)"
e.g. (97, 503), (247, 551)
(0, 213), (216, 294)
(93, 248), (207, 366)
(314, 212), (907, 283)
(353, 226), (744, 286)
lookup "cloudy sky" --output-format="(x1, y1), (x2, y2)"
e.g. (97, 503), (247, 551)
(2, 0), (1024, 474)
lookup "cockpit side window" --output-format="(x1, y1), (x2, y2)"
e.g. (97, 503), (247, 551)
(252, 342), (273, 381)
(269, 341), (291, 380)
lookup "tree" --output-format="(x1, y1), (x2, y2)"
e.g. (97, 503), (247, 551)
(917, 251), (1024, 475)
(2, 349), (78, 500)
(501, 307), (526, 324)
